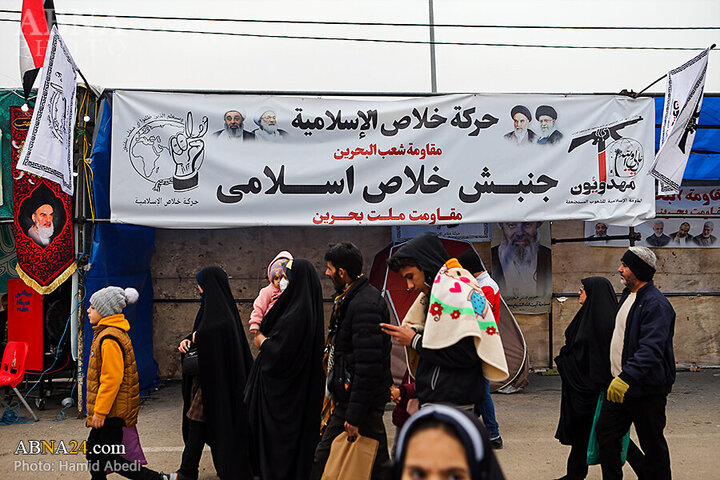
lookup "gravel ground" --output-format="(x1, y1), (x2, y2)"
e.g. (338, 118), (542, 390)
(1, 369), (718, 479)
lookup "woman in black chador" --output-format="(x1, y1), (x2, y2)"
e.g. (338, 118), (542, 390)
(244, 259), (325, 480)
(554, 276), (633, 480)
(177, 266), (254, 480)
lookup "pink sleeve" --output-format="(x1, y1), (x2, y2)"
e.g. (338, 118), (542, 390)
(250, 285), (273, 331)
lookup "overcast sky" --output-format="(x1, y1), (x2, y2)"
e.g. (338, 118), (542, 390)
(1, 0), (718, 94)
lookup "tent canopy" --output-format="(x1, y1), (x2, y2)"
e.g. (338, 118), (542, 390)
(655, 94), (720, 182)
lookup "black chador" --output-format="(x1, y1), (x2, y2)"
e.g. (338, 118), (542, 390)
(181, 266), (254, 480)
(245, 259), (325, 480)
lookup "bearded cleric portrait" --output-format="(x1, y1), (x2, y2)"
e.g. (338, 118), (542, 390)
(11, 105), (75, 295)
(491, 221), (552, 313)
(19, 184), (64, 248)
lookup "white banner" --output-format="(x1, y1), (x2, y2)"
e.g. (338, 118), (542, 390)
(392, 224), (490, 243)
(584, 217), (719, 248)
(656, 185), (720, 216)
(17, 27), (77, 195)
(650, 47), (710, 193)
(110, 92), (655, 228)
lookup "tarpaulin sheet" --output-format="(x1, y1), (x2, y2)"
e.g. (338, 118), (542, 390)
(83, 94), (158, 391)
(655, 95), (720, 181)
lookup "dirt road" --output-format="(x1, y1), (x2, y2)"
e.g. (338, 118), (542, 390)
(1, 369), (717, 479)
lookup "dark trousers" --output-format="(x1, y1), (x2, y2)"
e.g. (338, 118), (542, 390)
(86, 419), (161, 480)
(596, 394), (670, 480)
(565, 438), (590, 480)
(310, 404), (391, 480)
(178, 420), (208, 480)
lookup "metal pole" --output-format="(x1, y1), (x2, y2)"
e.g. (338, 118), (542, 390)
(632, 43), (715, 97)
(428, 0), (437, 93)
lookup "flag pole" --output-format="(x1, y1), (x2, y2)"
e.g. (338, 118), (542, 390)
(631, 43), (716, 98)
(76, 67), (101, 98)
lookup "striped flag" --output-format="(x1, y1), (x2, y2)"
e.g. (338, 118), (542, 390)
(19, 0), (56, 100)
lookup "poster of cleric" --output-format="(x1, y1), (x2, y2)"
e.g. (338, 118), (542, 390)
(110, 92), (655, 228)
(584, 186), (720, 248)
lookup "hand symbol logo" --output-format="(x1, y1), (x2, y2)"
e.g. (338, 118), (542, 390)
(169, 112), (209, 191)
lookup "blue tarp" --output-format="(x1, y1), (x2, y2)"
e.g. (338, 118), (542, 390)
(654, 94), (720, 181)
(83, 94), (158, 391)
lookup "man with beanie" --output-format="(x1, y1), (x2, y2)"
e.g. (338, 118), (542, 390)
(86, 286), (175, 480)
(596, 246), (675, 480)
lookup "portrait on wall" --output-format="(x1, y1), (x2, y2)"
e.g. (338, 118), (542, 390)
(491, 221), (552, 314)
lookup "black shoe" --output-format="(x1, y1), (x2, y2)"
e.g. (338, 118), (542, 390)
(489, 435), (503, 449)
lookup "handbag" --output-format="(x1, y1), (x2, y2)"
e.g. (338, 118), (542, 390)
(181, 347), (199, 376)
(587, 394), (630, 465)
(321, 432), (379, 480)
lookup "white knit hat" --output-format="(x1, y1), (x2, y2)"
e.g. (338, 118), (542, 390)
(90, 287), (139, 318)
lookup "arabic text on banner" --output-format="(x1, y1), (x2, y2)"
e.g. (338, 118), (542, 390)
(110, 92), (656, 228)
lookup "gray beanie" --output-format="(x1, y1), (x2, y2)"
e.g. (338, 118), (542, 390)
(90, 287), (139, 318)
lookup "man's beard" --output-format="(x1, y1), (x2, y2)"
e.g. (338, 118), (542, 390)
(540, 125), (555, 137)
(514, 127), (526, 137)
(331, 272), (346, 293)
(619, 273), (639, 290)
(225, 125), (243, 137)
(500, 234), (539, 268)
(260, 121), (278, 134)
(36, 223), (54, 241)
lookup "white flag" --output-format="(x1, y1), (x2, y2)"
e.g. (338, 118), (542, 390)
(17, 26), (78, 195)
(649, 47), (710, 194)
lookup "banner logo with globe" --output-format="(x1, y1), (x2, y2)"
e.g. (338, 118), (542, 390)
(123, 111), (208, 192)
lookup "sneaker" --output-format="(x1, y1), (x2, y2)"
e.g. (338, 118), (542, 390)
(160, 473), (177, 480)
(489, 435), (503, 449)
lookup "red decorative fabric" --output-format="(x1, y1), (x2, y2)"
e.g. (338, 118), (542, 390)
(11, 106), (75, 294)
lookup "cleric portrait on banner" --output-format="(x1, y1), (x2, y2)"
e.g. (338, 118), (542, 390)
(11, 106), (75, 295)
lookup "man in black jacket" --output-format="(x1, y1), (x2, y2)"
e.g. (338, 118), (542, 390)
(310, 242), (392, 480)
(596, 246), (675, 480)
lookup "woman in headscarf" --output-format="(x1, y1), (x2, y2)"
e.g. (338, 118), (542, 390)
(244, 258), (325, 480)
(176, 266), (254, 480)
(393, 404), (506, 480)
(554, 276), (618, 480)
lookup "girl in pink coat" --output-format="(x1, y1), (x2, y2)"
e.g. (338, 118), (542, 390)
(249, 251), (293, 334)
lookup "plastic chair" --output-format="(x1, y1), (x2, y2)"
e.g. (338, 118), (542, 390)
(0, 342), (38, 420)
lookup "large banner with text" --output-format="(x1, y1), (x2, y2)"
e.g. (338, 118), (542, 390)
(110, 92), (655, 228)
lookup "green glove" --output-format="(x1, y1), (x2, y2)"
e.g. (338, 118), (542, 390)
(607, 376), (630, 403)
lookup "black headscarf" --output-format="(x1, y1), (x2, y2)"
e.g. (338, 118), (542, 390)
(556, 276), (617, 393)
(244, 258), (325, 480)
(184, 266), (254, 480)
(554, 276), (617, 445)
(393, 404), (506, 480)
(392, 232), (450, 288)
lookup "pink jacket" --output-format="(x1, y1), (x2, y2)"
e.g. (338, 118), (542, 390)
(249, 251), (293, 332)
